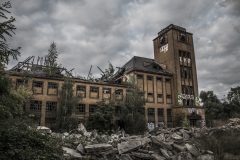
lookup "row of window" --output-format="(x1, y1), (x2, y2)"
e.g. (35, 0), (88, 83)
(30, 101), (57, 112)
(179, 50), (191, 67)
(147, 108), (172, 127)
(137, 74), (172, 104)
(16, 79), (124, 99)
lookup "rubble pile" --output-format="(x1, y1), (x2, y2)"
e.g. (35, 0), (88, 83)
(42, 123), (215, 160)
(37, 119), (240, 160)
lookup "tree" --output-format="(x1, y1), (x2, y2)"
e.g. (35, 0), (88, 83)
(44, 42), (60, 75)
(86, 101), (115, 133)
(224, 86), (240, 118)
(0, 1), (20, 70)
(200, 90), (223, 127)
(56, 76), (78, 132)
(122, 77), (146, 134)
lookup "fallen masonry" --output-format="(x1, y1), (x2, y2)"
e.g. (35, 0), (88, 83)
(36, 118), (240, 160)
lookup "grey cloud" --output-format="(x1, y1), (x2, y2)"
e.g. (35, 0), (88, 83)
(6, 0), (240, 98)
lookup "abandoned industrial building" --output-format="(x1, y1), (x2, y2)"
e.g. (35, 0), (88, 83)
(7, 24), (205, 128)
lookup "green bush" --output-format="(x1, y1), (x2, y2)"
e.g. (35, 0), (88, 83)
(197, 128), (240, 160)
(0, 120), (63, 160)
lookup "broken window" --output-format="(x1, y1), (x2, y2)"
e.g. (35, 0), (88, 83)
(167, 109), (173, 127)
(30, 100), (42, 111)
(47, 82), (58, 95)
(147, 108), (155, 123)
(32, 81), (43, 94)
(179, 50), (191, 66)
(46, 101), (57, 112)
(166, 95), (172, 104)
(137, 74), (144, 91)
(76, 85), (86, 98)
(90, 86), (99, 98)
(158, 108), (164, 122)
(115, 89), (123, 100)
(16, 79), (28, 89)
(103, 88), (111, 99)
(157, 94), (164, 103)
(147, 93), (154, 103)
(76, 104), (85, 114)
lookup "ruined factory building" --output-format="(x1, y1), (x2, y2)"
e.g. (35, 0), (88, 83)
(7, 24), (205, 128)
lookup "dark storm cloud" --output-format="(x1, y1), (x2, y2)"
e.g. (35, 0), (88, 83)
(7, 0), (240, 97)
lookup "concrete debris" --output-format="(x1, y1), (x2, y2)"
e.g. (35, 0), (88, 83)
(62, 147), (82, 158)
(85, 143), (113, 154)
(36, 126), (52, 134)
(39, 120), (240, 159)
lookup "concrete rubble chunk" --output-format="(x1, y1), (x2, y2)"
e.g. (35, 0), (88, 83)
(78, 123), (91, 137)
(182, 131), (190, 140)
(156, 133), (165, 141)
(119, 154), (133, 160)
(197, 154), (214, 160)
(76, 143), (85, 154)
(160, 148), (170, 159)
(36, 126), (52, 134)
(85, 143), (113, 153)
(152, 153), (166, 160)
(62, 146), (82, 158)
(171, 133), (183, 140)
(130, 151), (154, 159)
(185, 143), (200, 157)
(172, 143), (186, 152)
(151, 136), (173, 150)
(118, 137), (151, 154)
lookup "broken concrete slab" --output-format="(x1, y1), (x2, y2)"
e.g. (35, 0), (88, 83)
(85, 143), (113, 153)
(185, 143), (200, 157)
(118, 137), (151, 154)
(62, 146), (82, 158)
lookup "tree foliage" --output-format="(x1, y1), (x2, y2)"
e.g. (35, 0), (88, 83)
(200, 87), (240, 127)
(0, 120), (63, 160)
(56, 77), (78, 132)
(86, 101), (115, 133)
(86, 76), (146, 134)
(0, 1), (20, 70)
(44, 42), (61, 75)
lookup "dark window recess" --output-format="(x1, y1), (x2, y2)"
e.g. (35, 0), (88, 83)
(48, 82), (58, 89)
(156, 77), (162, 81)
(77, 85), (86, 91)
(16, 79), (28, 88)
(137, 74), (143, 79)
(147, 76), (153, 80)
(148, 93), (153, 96)
(33, 81), (43, 87)
(148, 108), (155, 116)
(76, 104), (85, 113)
(115, 89), (123, 95)
(90, 86), (99, 93)
(167, 109), (172, 122)
(103, 88), (111, 94)
(148, 108), (155, 123)
(30, 101), (42, 111)
(157, 94), (164, 103)
(158, 108), (164, 122)
(165, 78), (171, 82)
(46, 101), (57, 111)
(179, 33), (187, 42)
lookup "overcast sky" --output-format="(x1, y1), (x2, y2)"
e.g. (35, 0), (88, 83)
(6, 0), (240, 98)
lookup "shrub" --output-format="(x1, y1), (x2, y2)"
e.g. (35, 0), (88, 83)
(0, 120), (63, 160)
